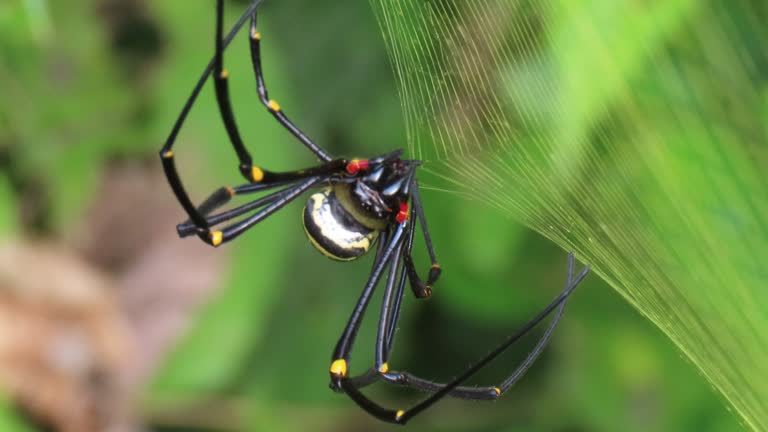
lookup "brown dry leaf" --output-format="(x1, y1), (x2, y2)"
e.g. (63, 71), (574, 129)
(73, 158), (226, 385)
(0, 241), (133, 432)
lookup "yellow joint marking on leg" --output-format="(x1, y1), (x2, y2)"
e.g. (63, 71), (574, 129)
(395, 410), (405, 421)
(268, 99), (281, 112)
(162, 150), (174, 158)
(251, 166), (265, 182)
(378, 363), (389, 374)
(225, 186), (235, 197)
(210, 231), (223, 247)
(220, 68), (229, 79)
(251, 30), (262, 40)
(329, 359), (347, 377)
(492, 387), (502, 396)
(431, 263), (441, 269)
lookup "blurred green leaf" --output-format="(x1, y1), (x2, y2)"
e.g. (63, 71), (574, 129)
(0, 175), (18, 238)
(0, 0), (142, 233)
(0, 397), (31, 432)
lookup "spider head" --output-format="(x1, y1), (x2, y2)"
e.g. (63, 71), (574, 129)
(350, 158), (412, 218)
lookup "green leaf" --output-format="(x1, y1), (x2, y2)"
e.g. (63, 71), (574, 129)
(0, 175), (18, 238)
(0, 396), (31, 432)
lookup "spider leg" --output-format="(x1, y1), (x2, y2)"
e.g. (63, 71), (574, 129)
(402, 183), (441, 298)
(339, 254), (590, 424)
(162, 0), (333, 242)
(188, 179), (305, 222)
(328, 224), (407, 391)
(248, 12), (333, 163)
(339, 215), (428, 414)
(344, 223), (411, 390)
(347, 186), (436, 387)
(380, 202), (418, 366)
(385, 221), (412, 354)
(176, 178), (319, 238)
(379, 254), (577, 400)
(160, 0), (263, 229)
(164, 0), (356, 245)
(210, 175), (327, 246)
(175, 154), (352, 235)
(374, 233), (407, 373)
(212, 0), (256, 182)
(350, 257), (569, 400)
(346, 368), (381, 389)
(213, 0), (334, 185)
(179, 175), (326, 246)
(175, 160), (349, 245)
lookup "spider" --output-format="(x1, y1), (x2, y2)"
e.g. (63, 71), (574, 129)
(159, 0), (590, 425)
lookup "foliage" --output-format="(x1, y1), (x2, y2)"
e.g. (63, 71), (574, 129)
(0, 0), (756, 431)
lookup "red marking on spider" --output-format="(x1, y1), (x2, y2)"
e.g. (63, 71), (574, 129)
(396, 202), (409, 223)
(346, 159), (369, 174)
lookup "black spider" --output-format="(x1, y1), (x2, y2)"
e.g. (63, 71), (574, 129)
(159, 0), (590, 424)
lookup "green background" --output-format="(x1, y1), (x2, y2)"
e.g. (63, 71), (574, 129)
(0, 0), (756, 431)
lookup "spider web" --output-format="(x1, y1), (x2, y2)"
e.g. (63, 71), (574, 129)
(369, 0), (768, 430)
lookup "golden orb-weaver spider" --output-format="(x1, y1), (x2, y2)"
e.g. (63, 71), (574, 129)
(159, 0), (590, 424)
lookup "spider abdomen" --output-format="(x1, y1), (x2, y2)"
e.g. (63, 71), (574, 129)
(302, 186), (383, 261)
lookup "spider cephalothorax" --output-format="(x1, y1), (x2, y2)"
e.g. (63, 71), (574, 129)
(159, 0), (589, 424)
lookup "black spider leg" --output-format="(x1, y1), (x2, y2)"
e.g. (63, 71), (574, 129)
(374, 231), (407, 373)
(374, 180), (435, 374)
(355, 176), (432, 377)
(378, 253), (578, 400)
(212, 175), (328, 246)
(348, 249), (574, 396)
(248, 11), (332, 163)
(212, 0), (254, 182)
(402, 182), (441, 299)
(180, 175), (329, 246)
(160, 0), (264, 231)
(384, 217), (413, 356)
(377, 198), (417, 373)
(161, 0), (346, 246)
(328, 223), (407, 390)
(346, 202), (415, 387)
(215, 0), (337, 183)
(174, 147), (409, 243)
(175, 178), (317, 238)
(340, 256), (590, 424)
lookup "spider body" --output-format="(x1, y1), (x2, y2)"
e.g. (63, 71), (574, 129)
(159, 0), (589, 424)
(303, 156), (414, 261)
(303, 186), (380, 261)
